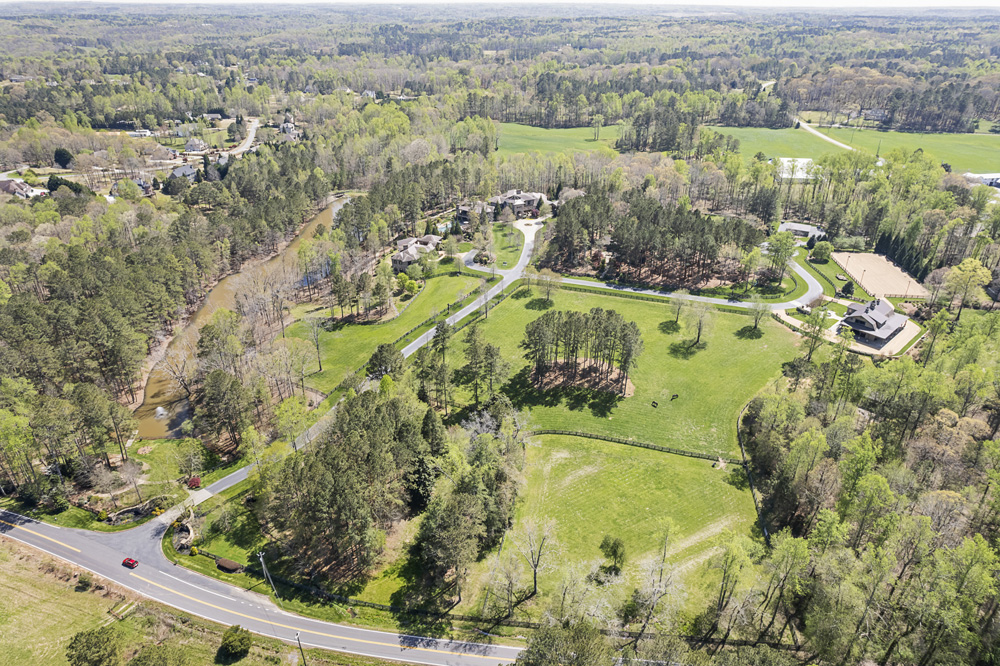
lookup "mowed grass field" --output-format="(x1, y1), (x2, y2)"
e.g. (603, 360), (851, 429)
(496, 122), (621, 158)
(449, 287), (800, 458)
(816, 126), (1000, 172)
(705, 125), (838, 161)
(485, 434), (757, 615)
(288, 273), (481, 393)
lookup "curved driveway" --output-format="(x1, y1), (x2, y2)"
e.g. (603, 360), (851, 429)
(0, 216), (818, 665)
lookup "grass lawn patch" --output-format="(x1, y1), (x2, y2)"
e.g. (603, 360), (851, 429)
(446, 286), (800, 458)
(496, 123), (620, 158)
(492, 221), (524, 269)
(463, 434), (757, 620)
(793, 250), (872, 301)
(816, 126), (1000, 172)
(704, 125), (838, 162)
(288, 273), (481, 393)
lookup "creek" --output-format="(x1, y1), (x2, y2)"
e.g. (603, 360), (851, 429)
(133, 198), (346, 438)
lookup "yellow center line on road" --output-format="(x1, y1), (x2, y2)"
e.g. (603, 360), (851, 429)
(130, 574), (514, 663)
(0, 518), (81, 553)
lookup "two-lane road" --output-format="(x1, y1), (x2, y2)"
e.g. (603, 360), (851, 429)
(0, 509), (518, 665)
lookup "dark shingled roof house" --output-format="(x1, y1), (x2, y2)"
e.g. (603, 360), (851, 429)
(841, 298), (907, 343)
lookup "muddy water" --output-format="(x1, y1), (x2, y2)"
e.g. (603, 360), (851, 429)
(133, 199), (345, 438)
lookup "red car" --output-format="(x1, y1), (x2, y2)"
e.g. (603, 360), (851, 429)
(122, 558), (139, 569)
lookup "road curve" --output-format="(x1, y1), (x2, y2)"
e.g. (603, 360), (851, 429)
(225, 117), (260, 156)
(0, 508), (520, 665)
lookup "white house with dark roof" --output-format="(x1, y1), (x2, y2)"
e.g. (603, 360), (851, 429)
(841, 298), (908, 343)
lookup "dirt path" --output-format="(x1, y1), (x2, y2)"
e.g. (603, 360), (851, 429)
(795, 117), (854, 151)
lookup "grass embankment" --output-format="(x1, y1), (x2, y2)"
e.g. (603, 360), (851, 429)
(465, 434), (758, 618)
(287, 274), (482, 393)
(816, 126), (1000, 172)
(447, 285), (800, 459)
(0, 539), (389, 666)
(496, 123), (621, 158)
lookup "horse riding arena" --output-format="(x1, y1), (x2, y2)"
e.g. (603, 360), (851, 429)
(832, 252), (929, 299)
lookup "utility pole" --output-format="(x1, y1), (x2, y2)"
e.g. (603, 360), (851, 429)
(296, 632), (308, 665)
(258, 551), (283, 609)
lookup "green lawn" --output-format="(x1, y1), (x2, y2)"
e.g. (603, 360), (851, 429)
(815, 126), (1000, 172)
(793, 250), (872, 301)
(288, 273), (481, 393)
(496, 123), (620, 158)
(492, 221), (524, 269)
(705, 125), (837, 161)
(446, 286), (801, 458)
(467, 434), (757, 619)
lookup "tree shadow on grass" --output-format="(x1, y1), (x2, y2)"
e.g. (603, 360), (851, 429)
(658, 320), (681, 335)
(505, 366), (622, 418)
(735, 325), (764, 340)
(724, 465), (750, 491)
(384, 545), (456, 638)
(510, 287), (531, 300)
(525, 298), (553, 311)
(668, 340), (707, 359)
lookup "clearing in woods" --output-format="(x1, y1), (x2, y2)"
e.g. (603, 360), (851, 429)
(461, 434), (757, 619)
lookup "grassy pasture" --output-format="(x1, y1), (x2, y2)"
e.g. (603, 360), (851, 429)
(470, 434), (757, 617)
(447, 286), (800, 458)
(496, 123), (620, 158)
(704, 125), (837, 161)
(816, 126), (1000, 172)
(287, 273), (481, 393)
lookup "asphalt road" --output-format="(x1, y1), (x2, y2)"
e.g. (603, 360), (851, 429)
(0, 508), (520, 665)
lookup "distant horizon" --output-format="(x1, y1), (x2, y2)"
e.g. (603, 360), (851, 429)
(4, 0), (1000, 10)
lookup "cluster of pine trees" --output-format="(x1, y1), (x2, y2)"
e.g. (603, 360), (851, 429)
(522, 308), (643, 391)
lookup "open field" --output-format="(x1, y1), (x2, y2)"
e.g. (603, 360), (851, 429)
(704, 125), (837, 161)
(288, 273), (481, 393)
(0, 539), (386, 666)
(496, 123), (620, 158)
(448, 286), (801, 458)
(816, 126), (1000, 172)
(472, 434), (757, 618)
(832, 252), (928, 299)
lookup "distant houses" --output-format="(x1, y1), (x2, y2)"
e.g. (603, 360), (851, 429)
(112, 178), (154, 197)
(170, 164), (198, 182)
(391, 235), (442, 272)
(184, 137), (209, 152)
(841, 298), (908, 344)
(488, 189), (546, 218)
(0, 178), (33, 199)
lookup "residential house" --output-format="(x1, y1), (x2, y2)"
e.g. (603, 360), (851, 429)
(201, 113), (222, 121)
(0, 178), (33, 199)
(488, 189), (546, 218)
(391, 235), (442, 272)
(184, 138), (209, 152)
(127, 129), (153, 138)
(361, 90), (378, 99)
(112, 178), (154, 197)
(841, 299), (908, 343)
(170, 164), (198, 182)
(456, 201), (493, 225)
(861, 108), (889, 123)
